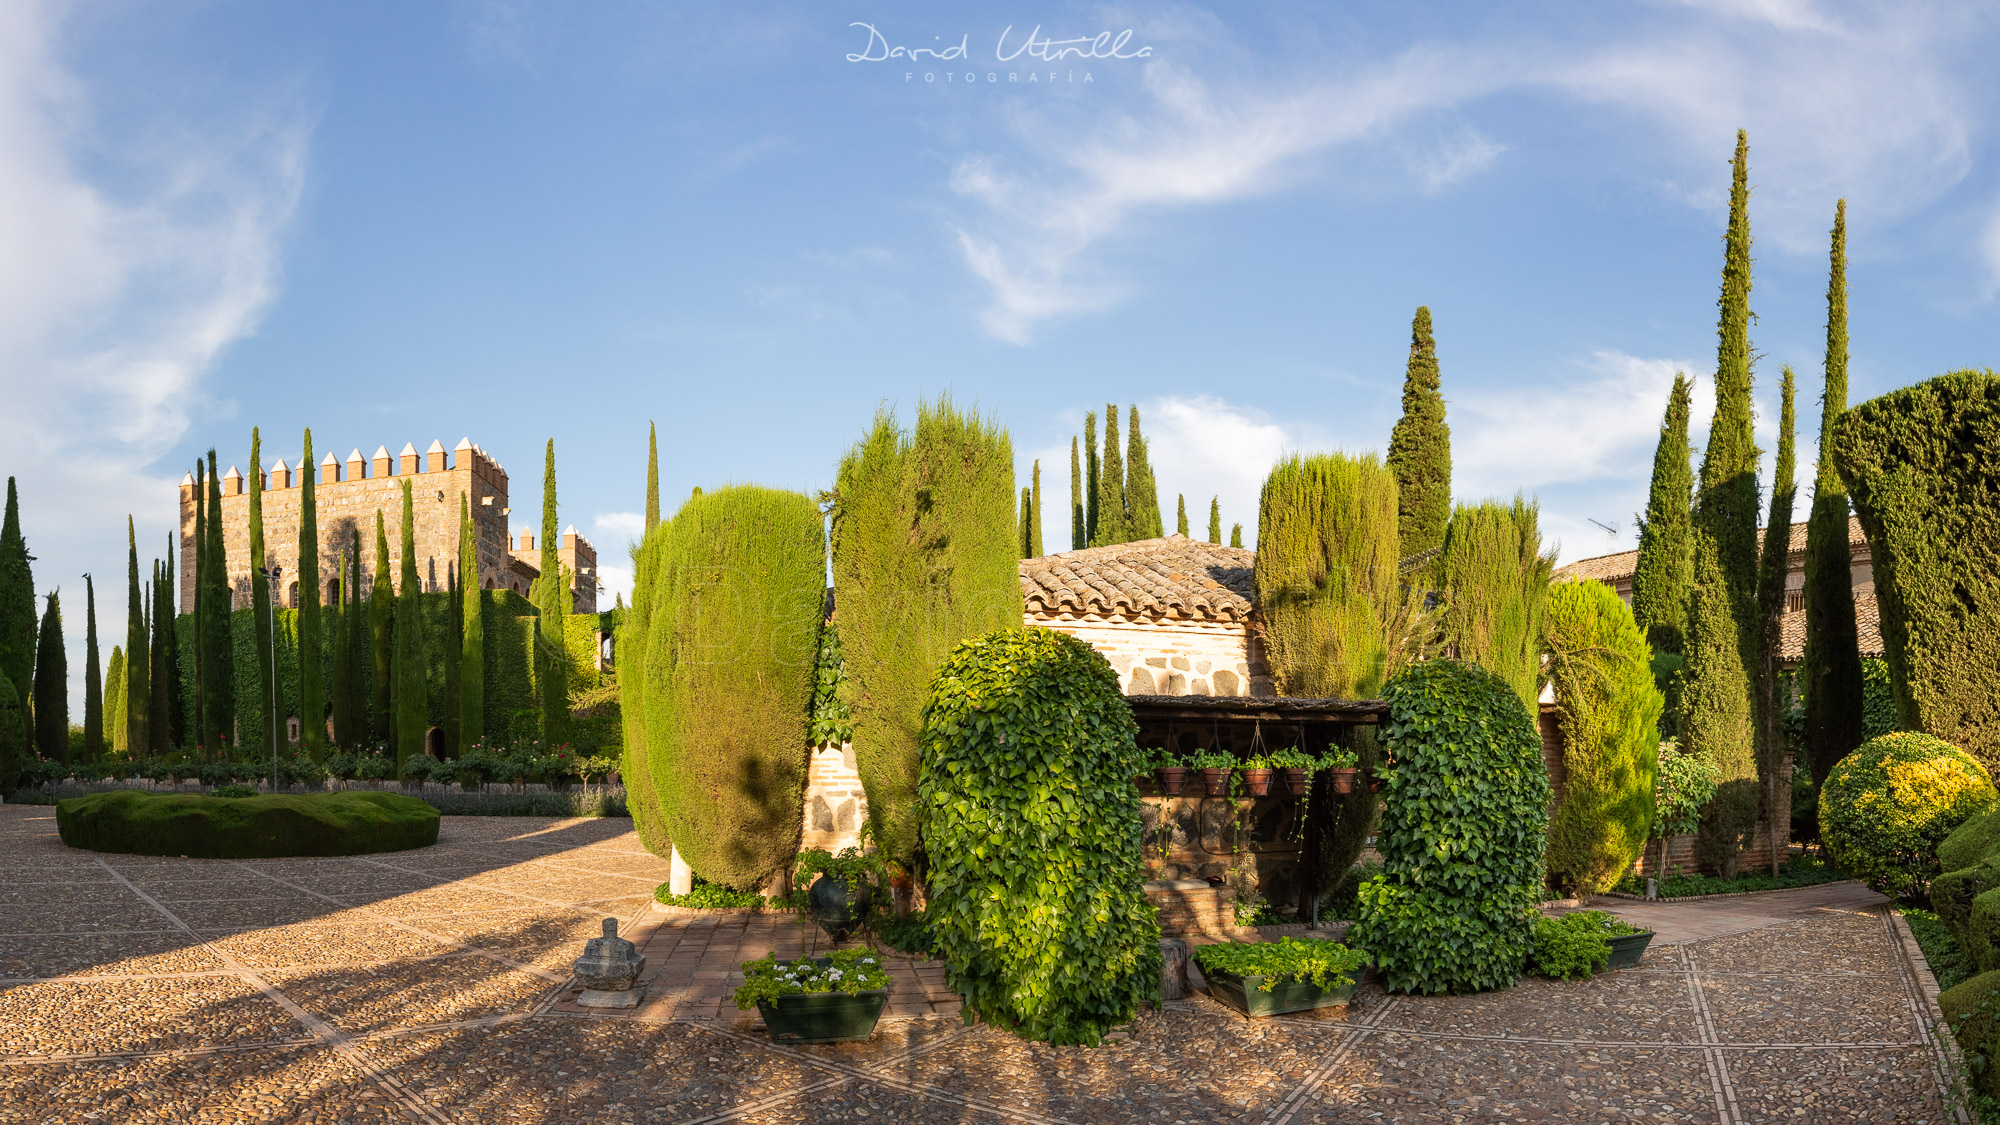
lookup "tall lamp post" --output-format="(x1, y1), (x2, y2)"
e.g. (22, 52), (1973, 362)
(256, 564), (282, 790)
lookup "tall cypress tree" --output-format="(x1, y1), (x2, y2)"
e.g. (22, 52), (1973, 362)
(191, 462), (207, 748)
(1631, 374), (1697, 655)
(330, 548), (353, 748)
(530, 439), (567, 743)
(1177, 495), (1189, 537)
(1688, 127), (1768, 792)
(1069, 438), (1084, 550)
(370, 510), (394, 745)
(1754, 364), (1797, 873)
(645, 421), (661, 531)
(0, 478), (34, 755)
(200, 451), (232, 747)
(1083, 411), (1100, 545)
(1124, 405), (1164, 539)
(1097, 404), (1127, 546)
(1385, 306), (1453, 559)
(247, 428), (274, 757)
(1029, 459), (1044, 557)
(1209, 497), (1222, 544)
(1018, 487), (1034, 558)
(149, 556), (177, 752)
(296, 429), (324, 757)
(32, 591), (65, 761)
(347, 532), (367, 743)
(1803, 199), (1866, 786)
(83, 574), (102, 760)
(458, 495), (484, 750)
(393, 480), (426, 766)
(106, 646), (126, 756)
(1230, 524), (1243, 548)
(123, 517), (148, 758)
(444, 555), (461, 758)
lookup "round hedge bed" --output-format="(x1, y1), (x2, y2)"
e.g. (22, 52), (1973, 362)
(56, 790), (440, 858)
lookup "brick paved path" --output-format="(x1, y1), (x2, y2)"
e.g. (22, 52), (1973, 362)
(0, 804), (1965, 1122)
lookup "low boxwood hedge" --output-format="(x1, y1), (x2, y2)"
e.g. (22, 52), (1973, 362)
(56, 790), (440, 858)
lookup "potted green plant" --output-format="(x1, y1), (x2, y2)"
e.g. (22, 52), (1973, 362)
(1151, 748), (1188, 796)
(1188, 749), (1234, 797)
(1320, 746), (1360, 793)
(1193, 937), (1369, 1018)
(794, 847), (884, 941)
(735, 948), (891, 1043)
(1238, 754), (1274, 797)
(1266, 747), (1315, 795)
(1529, 910), (1655, 977)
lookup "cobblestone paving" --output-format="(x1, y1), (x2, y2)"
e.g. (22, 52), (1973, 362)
(0, 804), (1963, 1123)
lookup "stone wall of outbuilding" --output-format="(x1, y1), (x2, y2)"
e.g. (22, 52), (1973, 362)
(1024, 614), (1272, 697)
(800, 743), (867, 855)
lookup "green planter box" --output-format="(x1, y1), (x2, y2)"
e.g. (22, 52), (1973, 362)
(1606, 930), (1655, 970)
(1203, 967), (1356, 1018)
(756, 989), (888, 1043)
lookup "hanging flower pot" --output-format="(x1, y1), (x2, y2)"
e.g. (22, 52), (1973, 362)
(1199, 768), (1231, 797)
(1328, 768), (1360, 794)
(1281, 768), (1311, 796)
(1155, 766), (1187, 796)
(1238, 768), (1272, 797)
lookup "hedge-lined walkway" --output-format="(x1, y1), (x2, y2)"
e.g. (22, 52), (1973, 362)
(0, 805), (1963, 1123)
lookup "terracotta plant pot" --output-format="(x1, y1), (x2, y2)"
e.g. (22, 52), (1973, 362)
(1155, 766), (1187, 796)
(1239, 768), (1272, 797)
(1328, 768), (1360, 794)
(1281, 768), (1311, 796)
(1199, 768), (1231, 797)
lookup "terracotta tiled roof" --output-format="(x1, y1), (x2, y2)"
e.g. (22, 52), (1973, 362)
(1779, 589), (1885, 662)
(1555, 516), (1868, 584)
(1020, 535), (1256, 622)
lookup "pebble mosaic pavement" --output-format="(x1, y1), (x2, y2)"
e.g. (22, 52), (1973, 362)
(0, 803), (1966, 1123)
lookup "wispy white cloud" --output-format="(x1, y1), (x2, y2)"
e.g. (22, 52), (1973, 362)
(0, 2), (307, 708)
(594, 510), (644, 537)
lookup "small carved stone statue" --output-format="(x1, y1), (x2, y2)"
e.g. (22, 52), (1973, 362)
(573, 918), (647, 1008)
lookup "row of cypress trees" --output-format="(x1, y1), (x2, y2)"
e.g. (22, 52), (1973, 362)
(1066, 404), (1164, 549)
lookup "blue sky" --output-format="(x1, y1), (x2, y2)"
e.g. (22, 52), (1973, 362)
(4, 1), (1998, 710)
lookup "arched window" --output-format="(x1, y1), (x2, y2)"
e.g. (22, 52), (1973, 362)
(328, 579), (339, 605)
(287, 581), (299, 609)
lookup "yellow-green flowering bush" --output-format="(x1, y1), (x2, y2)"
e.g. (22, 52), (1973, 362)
(1821, 732), (1997, 899)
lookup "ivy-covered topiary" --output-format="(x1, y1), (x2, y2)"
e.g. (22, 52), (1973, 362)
(642, 485), (825, 891)
(1542, 580), (1664, 895)
(1349, 659), (1552, 994)
(1820, 732), (1997, 899)
(1830, 368), (2000, 770)
(919, 627), (1160, 1045)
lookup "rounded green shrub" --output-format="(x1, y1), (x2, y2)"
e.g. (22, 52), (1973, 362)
(56, 790), (439, 858)
(1941, 969), (2000, 1101)
(1349, 658), (1552, 994)
(1820, 731), (1998, 899)
(919, 627), (1161, 1045)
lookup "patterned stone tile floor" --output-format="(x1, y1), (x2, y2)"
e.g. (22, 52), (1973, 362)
(0, 803), (1965, 1123)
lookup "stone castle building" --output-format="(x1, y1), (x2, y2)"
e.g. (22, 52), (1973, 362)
(178, 438), (598, 616)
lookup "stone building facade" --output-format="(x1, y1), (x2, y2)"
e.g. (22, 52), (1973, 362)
(178, 437), (598, 616)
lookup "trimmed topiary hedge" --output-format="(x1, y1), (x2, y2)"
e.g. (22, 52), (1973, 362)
(56, 790), (439, 857)
(1821, 732), (1997, 900)
(1349, 658), (1552, 994)
(1829, 369), (2000, 770)
(919, 627), (1161, 1045)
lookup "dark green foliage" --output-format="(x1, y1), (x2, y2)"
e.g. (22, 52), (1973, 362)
(1070, 437), (1084, 550)
(1754, 366), (1798, 870)
(191, 463), (207, 747)
(55, 790), (439, 857)
(370, 511), (392, 743)
(1820, 731), (1997, 899)
(1543, 580), (1664, 894)
(1096, 405), (1127, 545)
(150, 557), (178, 752)
(620, 527), (671, 859)
(0, 479), (33, 759)
(247, 428), (274, 756)
(919, 627), (1161, 1045)
(1861, 657), (1898, 739)
(642, 485), (823, 890)
(1804, 200), (1866, 787)
(1084, 411), (1099, 545)
(808, 621), (854, 748)
(1253, 452), (1401, 698)
(1631, 374), (1696, 655)
(1230, 523), (1243, 548)
(342, 532), (365, 745)
(830, 401), (1019, 864)
(1349, 659), (1552, 994)
(329, 550), (352, 747)
(200, 452), (233, 748)
(1385, 306), (1453, 558)
(394, 481), (426, 767)
(296, 430), (324, 757)
(1018, 487), (1033, 559)
(1437, 497), (1555, 709)
(1176, 494), (1188, 537)
(1940, 970), (2000, 1101)
(1528, 912), (1616, 980)
(1830, 368), (2000, 769)
(458, 496), (483, 751)
(1682, 532), (1754, 789)
(33, 592), (66, 761)
(83, 576), (102, 760)
(1902, 907), (1974, 991)
(1209, 497), (1221, 544)
(123, 518), (148, 757)
(1029, 459), (1043, 558)
(444, 553), (461, 758)
(0, 671), (22, 791)
(1125, 406), (1163, 539)
(531, 440), (567, 743)
(1613, 852), (1846, 898)
(645, 420), (660, 531)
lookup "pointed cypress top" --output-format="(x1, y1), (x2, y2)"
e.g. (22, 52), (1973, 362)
(1386, 305), (1452, 557)
(645, 421), (660, 531)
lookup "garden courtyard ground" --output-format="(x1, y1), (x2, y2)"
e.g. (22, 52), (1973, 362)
(0, 805), (1962, 1123)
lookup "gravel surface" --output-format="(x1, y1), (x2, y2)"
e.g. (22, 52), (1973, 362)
(0, 804), (1961, 1122)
